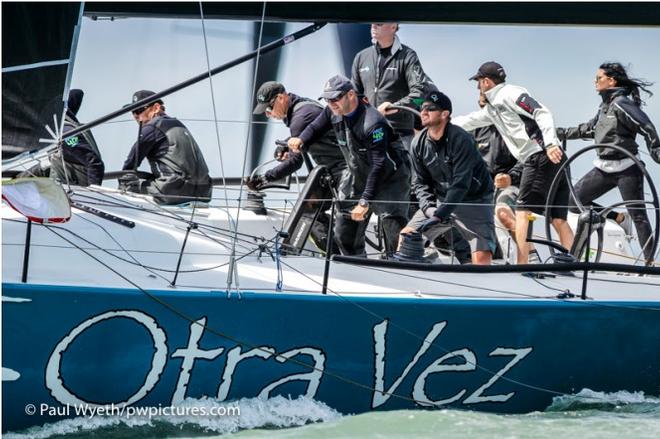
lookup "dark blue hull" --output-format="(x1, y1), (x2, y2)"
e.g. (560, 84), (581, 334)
(3, 282), (659, 432)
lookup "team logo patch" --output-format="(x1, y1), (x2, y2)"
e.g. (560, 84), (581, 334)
(65, 136), (79, 147)
(372, 127), (385, 142)
(258, 94), (266, 102)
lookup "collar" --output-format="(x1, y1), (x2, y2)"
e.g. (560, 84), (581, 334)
(484, 83), (506, 103)
(599, 87), (628, 103)
(284, 93), (298, 125)
(374, 35), (402, 56)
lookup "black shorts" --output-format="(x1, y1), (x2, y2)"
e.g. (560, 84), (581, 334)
(517, 150), (569, 220)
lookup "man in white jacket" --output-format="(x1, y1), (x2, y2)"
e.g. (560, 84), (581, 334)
(453, 62), (574, 264)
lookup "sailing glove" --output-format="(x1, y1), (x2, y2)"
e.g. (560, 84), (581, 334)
(245, 175), (269, 192)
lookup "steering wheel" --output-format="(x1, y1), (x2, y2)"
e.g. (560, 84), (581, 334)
(545, 143), (659, 263)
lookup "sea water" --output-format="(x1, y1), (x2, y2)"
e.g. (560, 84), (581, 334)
(5, 390), (659, 439)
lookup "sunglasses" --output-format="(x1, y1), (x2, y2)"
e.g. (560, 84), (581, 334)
(132, 105), (151, 116)
(326, 91), (347, 103)
(420, 104), (441, 112)
(264, 96), (280, 114)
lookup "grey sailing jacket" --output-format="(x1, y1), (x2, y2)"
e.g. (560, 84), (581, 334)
(561, 87), (660, 163)
(351, 36), (431, 134)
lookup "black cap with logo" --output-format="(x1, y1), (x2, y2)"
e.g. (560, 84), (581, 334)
(253, 81), (286, 114)
(423, 90), (452, 114)
(468, 61), (507, 81)
(126, 90), (163, 113)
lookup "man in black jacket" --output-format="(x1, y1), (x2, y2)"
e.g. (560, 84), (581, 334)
(351, 23), (432, 150)
(20, 89), (104, 186)
(403, 91), (496, 265)
(250, 81), (348, 254)
(249, 81), (347, 191)
(288, 74), (411, 257)
(121, 90), (212, 205)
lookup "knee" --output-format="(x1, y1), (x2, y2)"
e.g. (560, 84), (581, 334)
(495, 206), (516, 229)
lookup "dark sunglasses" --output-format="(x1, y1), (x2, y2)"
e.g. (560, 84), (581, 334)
(326, 92), (347, 103)
(420, 104), (441, 112)
(132, 105), (150, 116)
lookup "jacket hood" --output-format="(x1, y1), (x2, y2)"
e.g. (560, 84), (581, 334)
(67, 89), (84, 118)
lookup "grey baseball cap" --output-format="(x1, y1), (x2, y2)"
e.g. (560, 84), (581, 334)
(319, 74), (355, 100)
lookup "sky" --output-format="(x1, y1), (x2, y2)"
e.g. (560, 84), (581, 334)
(69, 13), (660, 205)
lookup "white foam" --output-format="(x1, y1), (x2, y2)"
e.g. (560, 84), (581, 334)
(549, 388), (660, 411)
(4, 395), (341, 438)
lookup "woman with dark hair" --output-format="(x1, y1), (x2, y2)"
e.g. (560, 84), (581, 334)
(559, 62), (660, 264)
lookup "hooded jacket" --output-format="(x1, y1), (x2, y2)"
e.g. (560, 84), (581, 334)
(453, 83), (561, 164)
(561, 87), (660, 163)
(51, 89), (105, 186)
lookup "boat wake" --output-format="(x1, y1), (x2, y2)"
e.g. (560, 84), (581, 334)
(3, 395), (341, 439)
(547, 389), (660, 414)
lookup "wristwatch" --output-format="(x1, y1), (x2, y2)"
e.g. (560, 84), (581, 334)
(358, 199), (369, 208)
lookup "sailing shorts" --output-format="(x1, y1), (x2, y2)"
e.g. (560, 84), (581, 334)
(408, 194), (497, 254)
(517, 150), (569, 220)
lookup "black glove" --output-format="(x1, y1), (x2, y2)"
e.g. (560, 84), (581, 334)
(274, 140), (289, 161)
(118, 171), (141, 193)
(417, 215), (450, 233)
(245, 175), (268, 192)
(556, 127), (566, 142)
(651, 147), (660, 164)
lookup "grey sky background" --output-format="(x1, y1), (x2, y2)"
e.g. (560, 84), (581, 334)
(70, 15), (660, 204)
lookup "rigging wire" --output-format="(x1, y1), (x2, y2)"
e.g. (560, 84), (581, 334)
(226, 1), (269, 293)
(198, 1), (231, 211)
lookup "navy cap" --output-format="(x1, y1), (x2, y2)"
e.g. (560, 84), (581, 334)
(423, 91), (452, 114)
(319, 74), (355, 100)
(253, 81), (286, 114)
(469, 61), (507, 81)
(128, 90), (163, 108)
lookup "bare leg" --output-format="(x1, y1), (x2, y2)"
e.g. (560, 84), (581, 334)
(496, 205), (516, 231)
(515, 210), (531, 264)
(551, 218), (574, 251)
(472, 250), (492, 265)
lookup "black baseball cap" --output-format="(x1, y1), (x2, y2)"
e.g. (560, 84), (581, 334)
(469, 61), (507, 81)
(128, 90), (163, 110)
(319, 74), (355, 100)
(253, 81), (286, 114)
(423, 91), (452, 114)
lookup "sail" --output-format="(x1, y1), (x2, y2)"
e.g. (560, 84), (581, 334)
(1, 2), (81, 158)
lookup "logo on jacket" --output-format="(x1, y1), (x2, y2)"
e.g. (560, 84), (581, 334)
(372, 127), (385, 143)
(359, 67), (370, 73)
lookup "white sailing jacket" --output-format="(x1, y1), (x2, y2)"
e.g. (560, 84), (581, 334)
(453, 83), (561, 164)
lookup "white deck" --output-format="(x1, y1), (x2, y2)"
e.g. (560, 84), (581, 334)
(3, 185), (659, 302)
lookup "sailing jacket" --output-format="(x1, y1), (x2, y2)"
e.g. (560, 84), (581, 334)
(265, 94), (347, 184)
(453, 83), (561, 164)
(51, 113), (104, 186)
(560, 87), (660, 163)
(298, 102), (410, 217)
(351, 36), (431, 134)
(123, 114), (212, 204)
(412, 123), (494, 219)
